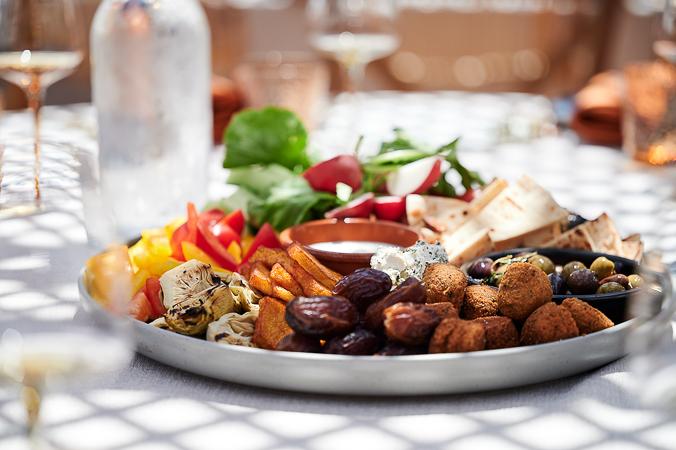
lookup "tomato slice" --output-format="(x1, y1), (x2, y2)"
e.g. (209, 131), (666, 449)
(222, 209), (245, 235)
(195, 221), (238, 271)
(241, 223), (281, 263)
(129, 291), (152, 322)
(199, 208), (226, 228)
(143, 277), (165, 319)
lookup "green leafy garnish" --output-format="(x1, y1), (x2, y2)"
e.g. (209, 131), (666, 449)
(224, 107), (310, 171)
(226, 164), (296, 197)
(247, 178), (338, 231)
(378, 128), (420, 154)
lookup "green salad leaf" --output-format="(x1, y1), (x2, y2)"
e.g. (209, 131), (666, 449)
(227, 164), (296, 197)
(224, 107), (310, 171)
(247, 178), (338, 231)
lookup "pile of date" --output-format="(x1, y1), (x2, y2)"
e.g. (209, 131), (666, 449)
(275, 268), (460, 356)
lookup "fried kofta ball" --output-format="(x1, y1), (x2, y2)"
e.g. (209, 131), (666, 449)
(498, 262), (552, 321)
(423, 263), (467, 308)
(462, 285), (498, 319)
(473, 316), (519, 349)
(426, 302), (460, 319)
(428, 318), (485, 353)
(561, 298), (614, 335)
(520, 302), (579, 346)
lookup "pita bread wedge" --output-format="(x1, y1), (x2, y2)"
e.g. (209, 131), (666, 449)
(406, 194), (469, 232)
(479, 175), (569, 244)
(583, 213), (624, 255)
(468, 178), (508, 215)
(494, 222), (564, 251)
(446, 229), (493, 266)
(543, 225), (594, 251)
(621, 234), (643, 261)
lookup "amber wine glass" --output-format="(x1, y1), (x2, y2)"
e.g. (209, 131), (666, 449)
(0, 0), (83, 215)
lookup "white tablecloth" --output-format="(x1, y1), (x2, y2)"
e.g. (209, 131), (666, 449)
(1, 93), (676, 450)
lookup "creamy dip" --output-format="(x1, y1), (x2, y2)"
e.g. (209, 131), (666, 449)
(308, 240), (400, 254)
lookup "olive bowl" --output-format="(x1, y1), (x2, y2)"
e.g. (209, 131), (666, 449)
(465, 248), (649, 324)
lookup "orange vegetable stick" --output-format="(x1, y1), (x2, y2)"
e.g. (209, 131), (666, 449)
(252, 297), (293, 350)
(248, 262), (273, 296)
(286, 243), (342, 289)
(270, 263), (303, 296)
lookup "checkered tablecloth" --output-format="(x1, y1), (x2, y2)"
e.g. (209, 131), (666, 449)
(1, 93), (675, 450)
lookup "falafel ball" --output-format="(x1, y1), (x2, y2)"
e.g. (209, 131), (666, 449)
(473, 316), (519, 349)
(462, 285), (498, 319)
(561, 298), (614, 334)
(498, 262), (552, 321)
(520, 302), (579, 346)
(423, 263), (467, 308)
(426, 302), (460, 319)
(429, 318), (486, 353)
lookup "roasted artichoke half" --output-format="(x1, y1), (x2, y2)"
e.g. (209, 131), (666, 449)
(206, 310), (258, 347)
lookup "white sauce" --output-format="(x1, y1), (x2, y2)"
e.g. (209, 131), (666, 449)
(308, 240), (399, 254)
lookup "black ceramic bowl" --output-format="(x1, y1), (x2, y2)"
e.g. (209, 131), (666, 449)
(466, 248), (643, 324)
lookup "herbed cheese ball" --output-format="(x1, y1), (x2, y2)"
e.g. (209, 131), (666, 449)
(520, 302), (579, 346)
(423, 263), (467, 308)
(462, 285), (498, 319)
(473, 316), (519, 349)
(498, 262), (552, 321)
(561, 298), (614, 335)
(428, 318), (485, 353)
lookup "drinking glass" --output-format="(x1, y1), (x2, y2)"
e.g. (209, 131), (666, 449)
(628, 253), (676, 410)
(0, 0), (83, 215)
(306, 0), (399, 92)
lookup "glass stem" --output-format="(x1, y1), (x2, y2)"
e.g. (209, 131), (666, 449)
(22, 383), (42, 439)
(26, 74), (44, 203)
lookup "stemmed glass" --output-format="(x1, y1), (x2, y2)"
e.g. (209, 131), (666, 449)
(0, 244), (134, 448)
(0, 0), (83, 215)
(306, 0), (399, 92)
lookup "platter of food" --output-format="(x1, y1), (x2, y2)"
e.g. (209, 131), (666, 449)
(79, 109), (670, 395)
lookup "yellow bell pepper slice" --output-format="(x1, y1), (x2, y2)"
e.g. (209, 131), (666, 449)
(181, 242), (231, 273)
(226, 241), (242, 264)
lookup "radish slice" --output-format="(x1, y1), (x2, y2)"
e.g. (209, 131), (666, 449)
(386, 157), (443, 197)
(374, 196), (406, 222)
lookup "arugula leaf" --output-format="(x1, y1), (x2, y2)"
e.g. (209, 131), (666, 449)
(379, 128), (420, 154)
(438, 138), (485, 189)
(227, 164), (296, 197)
(204, 187), (261, 218)
(224, 107), (310, 171)
(430, 174), (457, 197)
(365, 149), (434, 167)
(247, 178), (338, 231)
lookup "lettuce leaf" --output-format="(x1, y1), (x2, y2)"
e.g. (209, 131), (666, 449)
(223, 107), (310, 171)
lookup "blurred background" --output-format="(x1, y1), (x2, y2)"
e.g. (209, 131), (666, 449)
(0, 0), (671, 110)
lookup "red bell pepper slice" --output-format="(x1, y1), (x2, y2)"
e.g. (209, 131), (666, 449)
(221, 209), (245, 235)
(211, 220), (241, 248)
(143, 277), (165, 320)
(198, 208), (226, 228)
(170, 203), (200, 260)
(195, 221), (238, 271)
(241, 223), (281, 263)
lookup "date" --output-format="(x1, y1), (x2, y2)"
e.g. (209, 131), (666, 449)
(333, 268), (392, 310)
(383, 302), (441, 346)
(276, 333), (322, 353)
(323, 329), (380, 355)
(363, 278), (426, 331)
(285, 296), (358, 338)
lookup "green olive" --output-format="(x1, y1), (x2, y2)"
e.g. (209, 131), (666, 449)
(596, 282), (626, 294)
(562, 261), (586, 280)
(590, 257), (615, 280)
(527, 254), (555, 274)
(628, 274), (643, 289)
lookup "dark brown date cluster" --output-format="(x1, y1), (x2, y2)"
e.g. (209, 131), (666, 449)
(278, 268), (447, 355)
